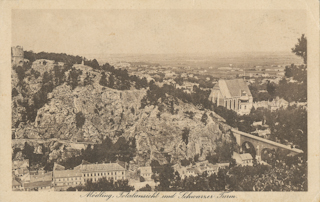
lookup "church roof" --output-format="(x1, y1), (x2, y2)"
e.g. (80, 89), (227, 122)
(215, 79), (252, 99)
(224, 79), (252, 97)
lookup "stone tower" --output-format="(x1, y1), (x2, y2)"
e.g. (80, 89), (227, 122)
(11, 46), (24, 66)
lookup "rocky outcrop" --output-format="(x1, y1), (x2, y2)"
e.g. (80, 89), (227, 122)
(12, 63), (235, 166)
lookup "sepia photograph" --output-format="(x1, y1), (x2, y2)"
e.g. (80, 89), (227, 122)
(0, 0), (317, 200)
(9, 8), (310, 193)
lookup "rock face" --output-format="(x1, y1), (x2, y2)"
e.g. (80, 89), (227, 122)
(12, 63), (234, 166)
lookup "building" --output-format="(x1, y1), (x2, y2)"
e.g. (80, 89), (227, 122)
(53, 169), (82, 190)
(209, 79), (253, 115)
(12, 159), (29, 177)
(29, 171), (53, 183)
(12, 178), (23, 191)
(24, 180), (52, 191)
(253, 97), (288, 111)
(232, 152), (253, 166)
(11, 46), (24, 66)
(173, 161), (230, 179)
(138, 166), (152, 181)
(75, 162), (126, 184)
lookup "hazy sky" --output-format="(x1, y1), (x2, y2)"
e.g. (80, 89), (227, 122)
(12, 9), (306, 56)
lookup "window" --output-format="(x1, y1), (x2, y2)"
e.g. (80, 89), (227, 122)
(94, 173), (96, 176)
(98, 173), (100, 176)
(122, 172), (124, 175)
(108, 172), (109, 175)
(91, 174), (92, 177)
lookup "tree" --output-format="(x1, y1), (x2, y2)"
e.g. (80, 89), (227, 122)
(155, 164), (175, 191)
(201, 113), (208, 125)
(181, 127), (190, 145)
(90, 59), (100, 69)
(180, 159), (190, 167)
(75, 112), (86, 128)
(266, 81), (276, 98)
(99, 72), (108, 86)
(138, 184), (152, 191)
(108, 74), (115, 88)
(140, 176), (145, 182)
(292, 34), (307, 64)
(73, 178), (134, 191)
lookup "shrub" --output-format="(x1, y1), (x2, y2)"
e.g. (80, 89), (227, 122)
(76, 112), (86, 128)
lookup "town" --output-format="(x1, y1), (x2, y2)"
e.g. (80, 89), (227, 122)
(11, 33), (307, 191)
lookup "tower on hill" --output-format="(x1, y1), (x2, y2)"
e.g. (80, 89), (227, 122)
(11, 46), (24, 66)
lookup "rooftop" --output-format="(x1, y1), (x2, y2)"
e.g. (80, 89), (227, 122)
(139, 166), (152, 174)
(24, 180), (52, 189)
(224, 79), (252, 97)
(54, 169), (81, 178)
(12, 179), (21, 186)
(239, 153), (253, 160)
(81, 163), (125, 172)
(12, 159), (29, 170)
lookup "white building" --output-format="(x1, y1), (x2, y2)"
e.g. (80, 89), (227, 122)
(232, 152), (253, 166)
(138, 166), (152, 181)
(209, 79), (253, 115)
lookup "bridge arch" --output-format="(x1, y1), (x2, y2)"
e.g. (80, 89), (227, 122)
(241, 141), (256, 159)
(231, 129), (303, 162)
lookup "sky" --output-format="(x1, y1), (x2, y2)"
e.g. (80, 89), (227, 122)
(12, 9), (306, 56)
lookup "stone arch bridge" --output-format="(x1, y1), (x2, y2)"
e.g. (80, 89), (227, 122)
(231, 129), (303, 161)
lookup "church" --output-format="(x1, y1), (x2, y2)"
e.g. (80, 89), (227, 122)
(209, 79), (253, 115)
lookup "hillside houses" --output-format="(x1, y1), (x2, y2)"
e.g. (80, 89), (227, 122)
(253, 97), (289, 111)
(172, 160), (229, 179)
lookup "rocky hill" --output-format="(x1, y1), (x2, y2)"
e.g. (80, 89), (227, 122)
(12, 62), (235, 167)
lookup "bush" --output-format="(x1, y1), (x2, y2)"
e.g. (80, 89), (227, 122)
(140, 176), (145, 182)
(12, 88), (19, 97)
(181, 158), (190, 167)
(139, 184), (152, 191)
(76, 112), (86, 128)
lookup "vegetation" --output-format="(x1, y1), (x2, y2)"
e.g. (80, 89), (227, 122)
(154, 153), (306, 191)
(66, 178), (134, 191)
(138, 184), (152, 191)
(75, 112), (86, 128)
(60, 136), (136, 169)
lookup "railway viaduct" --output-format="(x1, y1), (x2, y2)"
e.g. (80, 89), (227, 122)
(231, 128), (303, 161)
